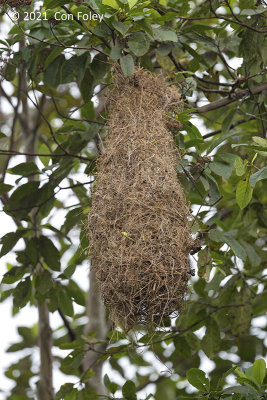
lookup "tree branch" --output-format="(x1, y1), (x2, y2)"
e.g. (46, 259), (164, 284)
(196, 83), (267, 114)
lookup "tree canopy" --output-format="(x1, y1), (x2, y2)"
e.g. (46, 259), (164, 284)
(0, 0), (266, 399)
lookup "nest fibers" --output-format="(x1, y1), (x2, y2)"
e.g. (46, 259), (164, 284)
(88, 66), (194, 330)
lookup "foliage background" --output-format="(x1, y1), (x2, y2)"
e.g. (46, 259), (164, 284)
(0, 0), (266, 399)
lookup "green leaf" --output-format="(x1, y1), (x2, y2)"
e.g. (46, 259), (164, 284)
(58, 288), (74, 317)
(216, 367), (237, 390)
(128, 32), (150, 56)
(186, 368), (210, 392)
(122, 380), (137, 400)
(208, 130), (236, 153)
(221, 108), (235, 135)
(156, 43), (173, 56)
(252, 358), (266, 385)
(7, 162), (40, 176)
(80, 69), (94, 103)
(104, 374), (119, 394)
(110, 40), (123, 60)
(5, 63), (16, 81)
(13, 277), (32, 309)
(63, 265), (75, 279)
(240, 241), (261, 267)
(4, 181), (40, 218)
(252, 136), (267, 148)
(236, 178), (253, 209)
(39, 236), (60, 271)
(209, 161), (232, 179)
(55, 383), (74, 400)
(102, 0), (120, 9)
(112, 21), (129, 35)
(229, 287), (252, 335)
(234, 156), (246, 176)
(120, 54), (134, 77)
(0, 183), (13, 194)
(44, 55), (65, 88)
(223, 233), (247, 260)
(128, 0), (138, 8)
(2, 266), (26, 284)
(37, 270), (53, 295)
(208, 229), (223, 242)
(153, 27), (178, 42)
(0, 231), (24, 257)
(25, 237), (39, 265)
(201, 318), (221, 358)
(249, 166), (267, 187)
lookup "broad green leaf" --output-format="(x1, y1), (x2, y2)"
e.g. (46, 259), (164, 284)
(153, 27), (178, 42)
(5, 64), (16, 81)
(234, 156), (246, 176)
(4, 181), (40, 218)
(44, 55), (65, 88)
(229, 287), (252, 335)
(236, 178), (253, 209)
(25, 237), (39, 265)
(0, 231), (24, 257)
(102, 0), (120, 9)
(208, 229), (223, 242)
(223, 233), (247, 260)
(128, 0), (138, 8)
(13, 277), (32, 309)
(156, 43), (173, 56)
(0, 183), (13, 194)
(202, 318), (221, 358)
(240, 241), (261, 267)
(55, 383), (74, 400)
(2, 266), (26, 284)
(128, 32), (150, 56)
(39, 236), (60, 271)
(110, 40), (123, 60)
(252, 136), (267, 147)
(112, 21), (130, 35)
(249, 166), (267, 187)
(120, 54), (134, 77)
(58, 288), (74, 317)
(37, 270), (53, 295)
(186, 368), (210, 392)
(122, 380), (137, 400)
(7, 162), (40, 176)
(209, 161), (232, 179)
(223, 385), (258, 395)
(252, 358), (266, 385)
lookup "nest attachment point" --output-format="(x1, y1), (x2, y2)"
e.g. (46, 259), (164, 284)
(88, 66), (194, 330)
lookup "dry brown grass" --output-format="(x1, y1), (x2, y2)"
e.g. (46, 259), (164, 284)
(88, 66), (193, 330)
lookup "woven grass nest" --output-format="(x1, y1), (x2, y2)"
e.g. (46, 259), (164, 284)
(0, 0), (31, 6)
(88, 66), (194, 330)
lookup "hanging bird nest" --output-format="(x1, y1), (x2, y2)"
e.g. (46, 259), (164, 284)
(0, 0), (31, 7)
(88, 66), (194, 330)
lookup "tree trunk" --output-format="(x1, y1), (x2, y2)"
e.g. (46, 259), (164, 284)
(83, 267), (109, 395)
(37, 304), (54, 400)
